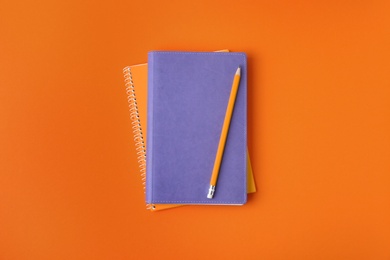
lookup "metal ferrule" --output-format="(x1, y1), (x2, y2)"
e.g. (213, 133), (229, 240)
(207, 185), (216, 199)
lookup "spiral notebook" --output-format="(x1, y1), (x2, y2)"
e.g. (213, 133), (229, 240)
(123, 53), (256, 210)
(147, 51), (247, 205)
(124, 64), (181, 211)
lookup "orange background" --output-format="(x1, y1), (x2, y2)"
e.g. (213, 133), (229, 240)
(1, 0), (390, 259)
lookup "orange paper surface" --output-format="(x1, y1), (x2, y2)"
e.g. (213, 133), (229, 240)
(1, 0), (390, 259)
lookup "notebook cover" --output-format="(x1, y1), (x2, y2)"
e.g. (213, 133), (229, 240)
(125, 61), (255, 210)
(147, 51), (247, 205)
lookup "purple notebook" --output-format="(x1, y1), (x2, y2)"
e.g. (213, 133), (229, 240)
(146, 51), (247, 205)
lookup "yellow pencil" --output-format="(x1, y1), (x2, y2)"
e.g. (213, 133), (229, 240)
(207, 67), (241, 199)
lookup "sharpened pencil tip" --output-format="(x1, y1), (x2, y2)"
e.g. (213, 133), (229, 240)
(236, 67), (241, 76)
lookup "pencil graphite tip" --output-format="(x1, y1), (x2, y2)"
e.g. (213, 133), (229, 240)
(236, 67), (241, 76)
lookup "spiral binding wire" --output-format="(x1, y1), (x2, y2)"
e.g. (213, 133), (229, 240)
(123, 66), (151, 209)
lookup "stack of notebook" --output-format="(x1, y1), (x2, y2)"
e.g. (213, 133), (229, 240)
(123, 51), (256, 211)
